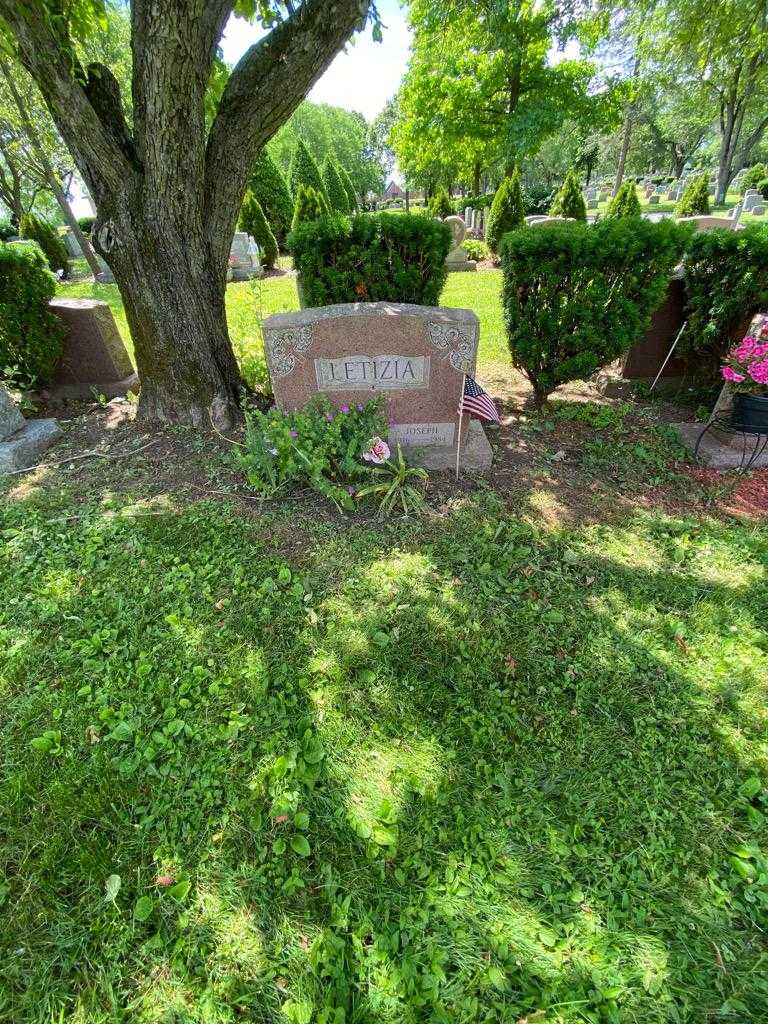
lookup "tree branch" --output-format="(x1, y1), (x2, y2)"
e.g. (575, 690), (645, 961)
(0, 0), (134, 203)
(204, 0), (370, 260)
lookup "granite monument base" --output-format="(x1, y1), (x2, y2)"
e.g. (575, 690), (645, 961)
(673, 421), (768, 470)
(0, 419), (62, 474)
(402, 419), (492, 472)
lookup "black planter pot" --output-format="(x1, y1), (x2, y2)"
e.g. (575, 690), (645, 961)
(731, 392), (768, 434)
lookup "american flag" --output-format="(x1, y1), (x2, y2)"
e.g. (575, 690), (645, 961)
(459, 375), (500, 424)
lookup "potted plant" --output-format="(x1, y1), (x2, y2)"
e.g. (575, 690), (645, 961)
(721, 314), (768, 432)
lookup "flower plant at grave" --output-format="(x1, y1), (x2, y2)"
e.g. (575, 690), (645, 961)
(237, 395), (390, 508)
(721, 317), (768, 392)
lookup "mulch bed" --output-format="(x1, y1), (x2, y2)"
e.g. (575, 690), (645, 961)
(685, 466), (768, 520)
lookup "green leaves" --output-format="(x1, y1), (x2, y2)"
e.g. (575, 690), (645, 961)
(29, 729), (61, 755)
(133, 895), (153, 922)
(290, 834), (311, 858)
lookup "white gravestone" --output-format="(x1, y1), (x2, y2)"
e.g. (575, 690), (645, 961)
(444, 215), (476, 272)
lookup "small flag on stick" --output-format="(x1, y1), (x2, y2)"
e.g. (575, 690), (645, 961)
(459, 375), (500, 424)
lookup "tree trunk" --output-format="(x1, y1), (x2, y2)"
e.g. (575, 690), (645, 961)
(613, 57), (640, 197)
(473, 160), (481, 195)
(92, 191), (242, 427)
(1, 0), (372, 427)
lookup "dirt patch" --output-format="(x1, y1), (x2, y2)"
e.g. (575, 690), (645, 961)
(4, 379), (734, 537)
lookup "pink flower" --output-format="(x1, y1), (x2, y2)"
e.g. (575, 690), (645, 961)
(722, 366), (745, 382)
(289, 430), (298, 438)
(340, 405), (350, 414)
(326, 412), (334, 421)
(748, 359), (768, 384)
(347, 486), (356, 496)
(156, 875), (175, 887)
(362, 437), (391, 464)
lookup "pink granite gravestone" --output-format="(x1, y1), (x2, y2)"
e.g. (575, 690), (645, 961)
(263, 302), (492, 470)
(48, 298), (137, 399)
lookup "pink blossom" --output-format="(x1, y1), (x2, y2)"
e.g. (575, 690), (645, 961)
(734, 337), (757, 361)
(722, 366), (745, 382)
(156, 875), (175, 887)
(362, 437), (391, 464)
(347, 486), (356, 496)
(340, 405), (350, 414)
(748, 359), (768, 384)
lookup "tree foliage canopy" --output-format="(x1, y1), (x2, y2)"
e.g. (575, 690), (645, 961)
(391, 0), (611, 190)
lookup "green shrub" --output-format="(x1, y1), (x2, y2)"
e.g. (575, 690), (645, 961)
(289, 140), (327, 204)
(501, 219), (688, 405)
(521, 182), (553, 216)
(0, 242), (64, 386)
(675, 174), (710, 217)
(237, 395), (389, 508)
(322, 158), (350, 215)
(20, 213), (69, 276)
(741, 164), (767, 193)
(249, 151), (293, 246)
(0, 220), (16, 241)
(339, 165), (359, 213)
(756, 178), (768, 201)
(427, 188), (453, 219)
(290, 185), (329, 234)
(289, 212), (451, 307)
(463, 239), (489, 262)
(607, 181), (641, 219)
(486, 170), (525, 256)
(549, 169), (586, 221)
(77, 215), (96, 235)
(239, 191), (278, 270)
(463, 193), (495, 210)
(682, 225), (768, 369)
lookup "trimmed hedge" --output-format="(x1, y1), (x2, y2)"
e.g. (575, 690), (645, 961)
(289, 140), (327, 204)
(322, 158), (350, 215)
(290, 185), (329, 233)
(741, 164), (767, 194)
(77, 215), (96, 235)
(427, 188), (453, 219)
(607, 181), (641, 219)
(239, 192), (278, 270)
(0, 242), (64, 386)
(501, 219), (689, 405)
(20, 213), (69, 276)
(486, 170), (524, 256)
(249, 151), (293, 246)
(289, 212), (451, 307)
(339, 165), (359, 213)
(675, 174), (710, 217)
(549, 169), (586, 221)
(682, 225), (768, 368)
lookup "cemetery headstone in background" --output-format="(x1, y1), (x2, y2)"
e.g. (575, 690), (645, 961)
(0, 383), (61, 474)
(444, 215), (477, 271)
(48, 298), (138, 400)
(229, 232), (262, 281)
(264, 302), (492, 470)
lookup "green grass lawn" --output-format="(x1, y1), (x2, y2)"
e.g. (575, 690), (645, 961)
(57, 270), (508, 378)
(7, 252), (763, 1022)
(1, 471), (767, 1022)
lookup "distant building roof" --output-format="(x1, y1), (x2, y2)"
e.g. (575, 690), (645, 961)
(384, 180), (405, 197)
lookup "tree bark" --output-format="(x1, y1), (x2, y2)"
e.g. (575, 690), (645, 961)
(0, 0), (371, 428)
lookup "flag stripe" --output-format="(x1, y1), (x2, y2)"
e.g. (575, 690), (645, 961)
(459, 375), (500, 424)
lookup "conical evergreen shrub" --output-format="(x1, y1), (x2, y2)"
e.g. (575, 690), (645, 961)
(239, 192), (278, 270)
(339, 165), (359, 212)
(248, 151), (293, 246)
(486, 170), (525, 255)
(427, 188), (453, 218)
(675, 174), (710, 217)
(322, 158), (350, 214)
(607, 181), (642, 219)
(289, 140), (327, 204)
(549, 168), (587, 221)
(290, 184), (329, 235)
